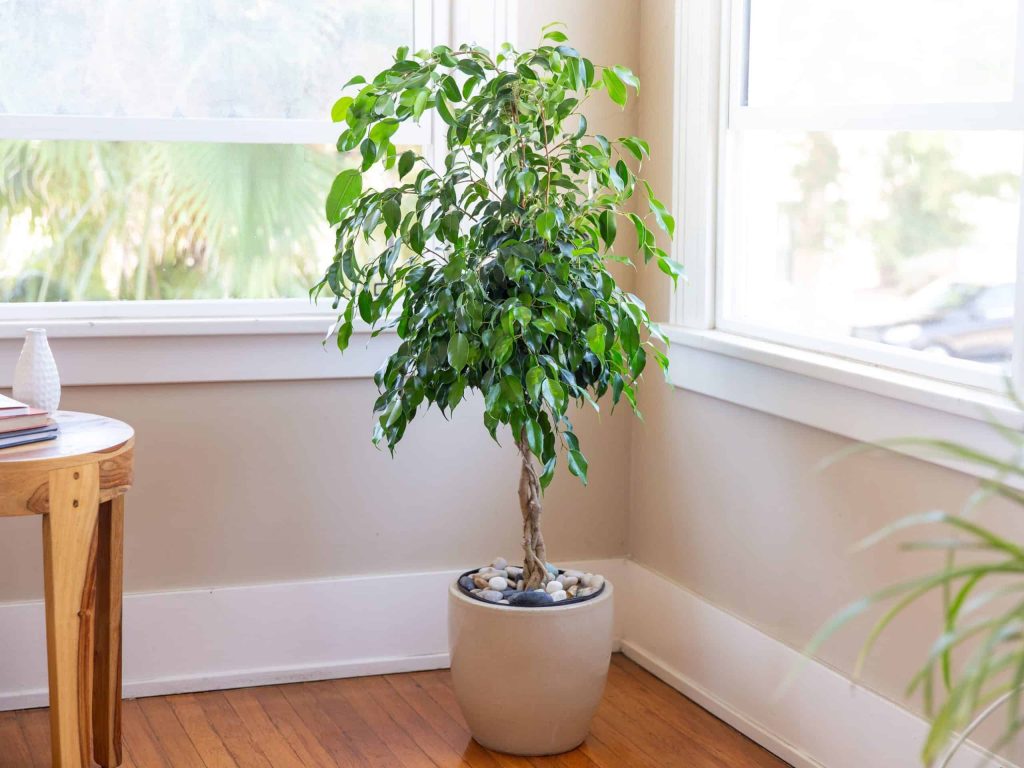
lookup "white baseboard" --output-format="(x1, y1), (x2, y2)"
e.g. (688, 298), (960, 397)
(0, 557), (623, 712)
(0, 555), (1009, 767)
(617, 560), (1012, 768)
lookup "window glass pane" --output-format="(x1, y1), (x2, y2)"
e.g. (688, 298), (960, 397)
(747, 1), (1017, 106)
(724, 131), (1022, 367)
(0, 140), (415, 301)
(0, 0), (413, 120)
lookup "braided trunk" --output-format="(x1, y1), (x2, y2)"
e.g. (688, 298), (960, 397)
(516, 435), (549, 590)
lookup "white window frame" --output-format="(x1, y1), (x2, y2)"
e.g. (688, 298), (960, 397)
(668, 0), (1024, 482)
(0, 0), (452, 336)
(0, 0), (520, 385)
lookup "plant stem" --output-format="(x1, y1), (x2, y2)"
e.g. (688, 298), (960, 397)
(516, 433), (549, 590)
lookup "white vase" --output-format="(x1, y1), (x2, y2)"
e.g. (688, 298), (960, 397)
(13, 329), (61, 415)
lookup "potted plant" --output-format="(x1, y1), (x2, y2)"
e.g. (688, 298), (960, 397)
(317, 27), (678, 755)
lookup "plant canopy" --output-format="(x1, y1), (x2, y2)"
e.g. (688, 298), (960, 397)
(316, 27), (678, 589)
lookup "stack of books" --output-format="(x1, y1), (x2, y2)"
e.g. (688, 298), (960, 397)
(0, 395), (58, 449)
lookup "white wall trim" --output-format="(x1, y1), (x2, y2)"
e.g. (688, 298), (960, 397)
(617, 560), (1013, 768)
(667, 326), (1024, 484)
(0, 558), (624, 712)
(0, 556), (1010, 766)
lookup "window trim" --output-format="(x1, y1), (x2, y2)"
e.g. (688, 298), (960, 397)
(665, 0), (1024, 481)
(0, 0), (455, 328)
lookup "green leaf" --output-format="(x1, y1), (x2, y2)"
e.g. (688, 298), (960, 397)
(599, 210), (617, 248)
(326, 169), (362, 225)
(526, 366), (546, 402)
(567, 450), (589, 485)
(542, 378), (566, 414)
(525, 420), (544, 457)
(587, 323), (607, 357)
(331, 96), (353, 123)
(448, 332), (470, 371)
(398, 150), (416, 179)
(369, 118), (400, 145)
(537, 209), (557, 241)
(602, 68), (627, 107)
(447, 379), (466, 410)
(657, 256), (685, 285)
(543, 29), (569, 42)
(358, 290), (373, 323)
(436, 93), (457, 125)
(612, 65), (639, 92)
(383, 199), (402, 234)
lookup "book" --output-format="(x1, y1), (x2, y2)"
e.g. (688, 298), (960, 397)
(0, 429), (57, 450)
(0, 394), (28, 410)
(0, 409), (51, 434)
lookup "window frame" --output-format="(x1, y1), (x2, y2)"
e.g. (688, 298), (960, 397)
(668, 0), (1024, 483)
(0, 0), (454, 336)
(677, 0), (1024, 394)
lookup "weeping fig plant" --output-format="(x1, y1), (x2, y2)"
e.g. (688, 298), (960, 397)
(316, 26), (679, 591)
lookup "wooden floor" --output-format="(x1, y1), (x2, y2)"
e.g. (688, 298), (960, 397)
(0, 655), (789, 767)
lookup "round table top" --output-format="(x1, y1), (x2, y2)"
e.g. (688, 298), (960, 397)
(0, 411), (134, 469)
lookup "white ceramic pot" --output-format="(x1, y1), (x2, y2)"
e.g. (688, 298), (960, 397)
(12, 328), (61, 414)
(447, 577), (614, 755)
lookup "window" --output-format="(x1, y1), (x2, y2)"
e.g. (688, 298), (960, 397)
(715, 0), (1024, 391)
(0, 0), (437, 320)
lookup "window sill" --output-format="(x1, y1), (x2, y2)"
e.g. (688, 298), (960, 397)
(0, 314), (398, 387)
(666, 327), (1023, 482)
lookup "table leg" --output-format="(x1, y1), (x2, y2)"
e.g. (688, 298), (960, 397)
(93, 495), (124, 767)
(42, 463), (100, 768)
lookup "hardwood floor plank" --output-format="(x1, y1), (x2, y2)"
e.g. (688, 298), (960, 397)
(122, 699), (173, 768)
(196, 691), (274, 768)
(1, 655), (788, 768)
(333, 676), (438, 768)
(14, 709), (52, 768)
(0, 711), (35, 768)
(279, 682), (369, 768)
(249, 686), (343, 768)
(138, 696), (208, 768)
(167, 693), (239, 768)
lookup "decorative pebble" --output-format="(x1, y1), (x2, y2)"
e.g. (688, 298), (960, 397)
(509, 590), (555, 606)
(463, 560), (605, 608)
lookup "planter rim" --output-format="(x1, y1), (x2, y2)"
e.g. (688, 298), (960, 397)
(448, 577), (613, 614)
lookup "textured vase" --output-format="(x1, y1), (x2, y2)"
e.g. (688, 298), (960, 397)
(448, 579), (614, 755)
(12, 329), (61, 414)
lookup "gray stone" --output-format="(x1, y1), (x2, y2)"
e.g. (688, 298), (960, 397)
(479, 590), (504, 602)
(459, 575), (476, 591)
(509, 591), (555, 607)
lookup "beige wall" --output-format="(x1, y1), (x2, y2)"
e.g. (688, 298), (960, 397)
(0, 1), (640, 603)
(631, 0), (1018, 714)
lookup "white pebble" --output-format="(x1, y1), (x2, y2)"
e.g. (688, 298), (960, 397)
(550, 590), (568, 602)
(564, 570), (585, 579)
(480, 590), (503, 602)
(589, 575), (605, 590)
(492, 557), (508, 570)
(560, 576), (579, 588)
(506, 566), (523, 579)
(577, 587), (593, 597)
(533, 588), (546, 593)
(581, 573), (594, 587)
(488, 576), (508, 591)
(499, 599), (510, 604)
(545, 581), (563, 594)
(516, 580), (525, 590)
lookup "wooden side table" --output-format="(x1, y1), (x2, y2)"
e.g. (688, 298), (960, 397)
(0, 412), (134, 768)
